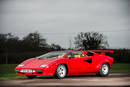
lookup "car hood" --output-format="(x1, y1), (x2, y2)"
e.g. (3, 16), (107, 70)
(19, 58), (58, 68)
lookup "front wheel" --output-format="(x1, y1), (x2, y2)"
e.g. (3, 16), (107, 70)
(54, 64), (67, 79)
(26, 75), (36, 79)
(97, 63), (110, 77)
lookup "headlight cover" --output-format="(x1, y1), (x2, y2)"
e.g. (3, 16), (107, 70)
(17, 64), (24, 67)
(40, 64), (48, 68)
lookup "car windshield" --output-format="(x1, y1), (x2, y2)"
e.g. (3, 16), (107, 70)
(36, 51), (69, 59)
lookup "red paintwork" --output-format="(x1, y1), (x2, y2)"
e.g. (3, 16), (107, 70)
(15, 50), (114, 76)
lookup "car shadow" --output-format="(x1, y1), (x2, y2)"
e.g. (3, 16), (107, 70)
(36, 74), (98, 79)
(17, 74), (98, 80)
(37, 76), (54, 79)
(37, 73), (130, 79)
(17, 73), (130, 80)
(66, 74), (97, 78)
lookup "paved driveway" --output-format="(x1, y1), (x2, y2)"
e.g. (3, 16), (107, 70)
(0, 73), (130, 87)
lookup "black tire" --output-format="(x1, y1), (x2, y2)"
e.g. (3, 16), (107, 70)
(96, 63), (110, 77)
(26, 75), (36, 79)
(54, 64), (67, 79)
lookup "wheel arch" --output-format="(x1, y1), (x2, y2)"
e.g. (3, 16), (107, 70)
(60, 63), (69, 75)
(54, 63), (69, 75)
(96, 60), (111, 72)
(102, 62), (110, 69)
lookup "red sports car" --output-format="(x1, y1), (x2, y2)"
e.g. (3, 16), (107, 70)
(15, 50), (114, 79)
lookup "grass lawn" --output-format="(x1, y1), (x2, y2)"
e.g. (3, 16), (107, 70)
(111, 63), (130, 72)
(0, 64), (26, 80)
(0, 63), (130, 80)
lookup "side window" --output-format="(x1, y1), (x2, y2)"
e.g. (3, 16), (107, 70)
(65, 51), (86, 58)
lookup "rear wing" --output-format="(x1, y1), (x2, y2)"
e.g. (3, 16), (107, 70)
(82, 50), (114, 55)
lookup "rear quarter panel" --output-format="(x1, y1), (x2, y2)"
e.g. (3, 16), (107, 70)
(93, 55), (114, 72)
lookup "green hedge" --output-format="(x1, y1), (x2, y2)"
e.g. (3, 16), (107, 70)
(106, 49), (130, 63)
(0, 49), (130, 64)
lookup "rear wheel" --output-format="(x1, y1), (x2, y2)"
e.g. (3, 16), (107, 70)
(54, 64), (67, 79)
(97, 63), (109, 77)
(26, 75), (36, 79)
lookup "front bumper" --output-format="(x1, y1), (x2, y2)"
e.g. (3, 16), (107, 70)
(15, 68), (54, 76)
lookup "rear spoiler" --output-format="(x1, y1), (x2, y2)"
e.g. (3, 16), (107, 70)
(82, 50), (114, 55)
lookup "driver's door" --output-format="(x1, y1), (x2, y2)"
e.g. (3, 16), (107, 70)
(66, 51), (91, 74)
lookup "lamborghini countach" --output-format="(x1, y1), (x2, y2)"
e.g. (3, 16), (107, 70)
(15, 50), (114, 79)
